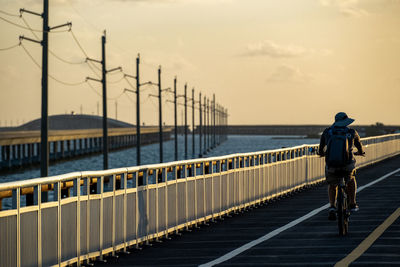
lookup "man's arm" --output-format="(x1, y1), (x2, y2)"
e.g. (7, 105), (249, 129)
(354, 130), (364, 154)
(318, 130), (326, 156)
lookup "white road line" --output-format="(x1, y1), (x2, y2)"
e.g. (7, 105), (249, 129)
(357, 168), (400, 193)
(199, 168), (400, 267)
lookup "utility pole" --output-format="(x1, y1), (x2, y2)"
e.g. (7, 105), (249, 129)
(192, 88), (195, 158)
(148, 67), (169, 163)
(123, 54), (141, 166)
(217, 104), (220, 145)
(87, 31), (121, 170)
(222, 107), (225, 142)
(174, 77), (178, 161)
(220, 106), (223, 142)
(41, 0), (49, 177)
(226, 108), (228, 141)
(101, 33), (108, 169)
(19, 2), (71, 177)
(207, 98), (210, 152)
(199, 92), (202, 158)
(115, 101), (118, 120)
(213, 94), (216, 148)
(203, 96), (206, 155)
(136, 55), (140, 166)
(225, 108), (228, 142)
(39, 0), (50, 177)
(184, 84), (188, 159)
(158, 66), (163, 163)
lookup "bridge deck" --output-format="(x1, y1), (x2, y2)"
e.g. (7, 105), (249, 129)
(95, 156), (400, 266)
(0, 127), (168, 145)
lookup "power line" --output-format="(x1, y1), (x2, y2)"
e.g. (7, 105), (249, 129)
(21, 18), (98, 87)
(69, 30), (103, 78)
(123, 76), (157, 94)
(86, 61), (101, 78)
(0, 16), (42, 31)
(20, 15), (40, 39)
(108, 90), (125, 100)
(0, 10), (20, 17)
(0, 15), (69, 33)
(70, 31), (104, 75)
(86, 80), (102, 97)
(87, 80), (126, 101)
(21, 42), (41, 68)
(21, 16), (86, 65)
(66, 0), (103, 34)
(124, 91), (135, 103)
(50, 50), (86, 65)
(107, 74), (124, 84)
(140, 83), (157, 93)
(70, 29), (90, 57)
(123, 76), (136, 90)
(88, 60), (102, 71)
(148, 94), (159, 110)
(21, 42), (87, 86)
(49, 75), (86, 86)
(0, 42), (20, 51)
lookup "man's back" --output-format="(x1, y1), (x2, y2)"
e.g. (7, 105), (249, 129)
(319, 126), (363, 168)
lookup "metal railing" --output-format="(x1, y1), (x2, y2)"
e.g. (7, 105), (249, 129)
(1, 133), (399, 267)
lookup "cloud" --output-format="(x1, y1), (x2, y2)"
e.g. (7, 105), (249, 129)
(319, 49), (334, 56)
(141, 54), (196, 72)
(242, 41), (307, 58)
(320, 0), (369, 17)
(266, 65), (312, 84)
(168, 55), (196, 71)
(241, 41), (332, 58)
(177, 37), (185, 48)
(339, 6), (369, 17)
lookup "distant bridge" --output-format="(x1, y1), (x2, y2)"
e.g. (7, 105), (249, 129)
(227, 124), (400, 137)
(0, 127), (171, 171)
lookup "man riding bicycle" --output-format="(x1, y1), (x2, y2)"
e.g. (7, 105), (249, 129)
(318, 112), (365, 221)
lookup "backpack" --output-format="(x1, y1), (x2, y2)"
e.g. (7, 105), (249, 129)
(326, 127), (353, 168)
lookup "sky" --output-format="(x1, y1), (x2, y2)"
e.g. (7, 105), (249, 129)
(0, 0), (399, 127)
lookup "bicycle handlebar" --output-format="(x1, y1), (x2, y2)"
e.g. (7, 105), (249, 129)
(310, 147), (365, 157)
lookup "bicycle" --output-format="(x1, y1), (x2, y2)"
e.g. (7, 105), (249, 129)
(336, 174), (349, 236)
(336, 151), (365, 236)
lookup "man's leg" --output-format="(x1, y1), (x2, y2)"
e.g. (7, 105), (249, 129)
(327, 184), (337, 220)
(347, 178), (357, 206)
(346, 168), (358, 211)
(326, 168), (338, 220)
(328, 184), (337, 207)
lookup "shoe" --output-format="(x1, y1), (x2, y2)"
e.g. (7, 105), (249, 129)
(328, 206), (336, 221)
(350, 203), (359, 212)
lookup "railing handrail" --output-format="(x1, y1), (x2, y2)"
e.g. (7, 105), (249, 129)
(0, 172), (82, 191)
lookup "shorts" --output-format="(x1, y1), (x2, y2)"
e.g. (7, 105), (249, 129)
(325, 162), (356, 186)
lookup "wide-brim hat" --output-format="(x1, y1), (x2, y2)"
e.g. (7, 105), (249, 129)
(332, 112), (354, 127)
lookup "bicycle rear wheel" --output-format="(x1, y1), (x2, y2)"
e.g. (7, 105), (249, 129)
(337, 187), (349, 236)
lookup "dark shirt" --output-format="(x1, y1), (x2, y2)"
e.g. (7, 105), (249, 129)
(319, 126), (364, 165)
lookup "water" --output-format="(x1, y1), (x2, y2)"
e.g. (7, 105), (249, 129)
(0, 135), (319, 183)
